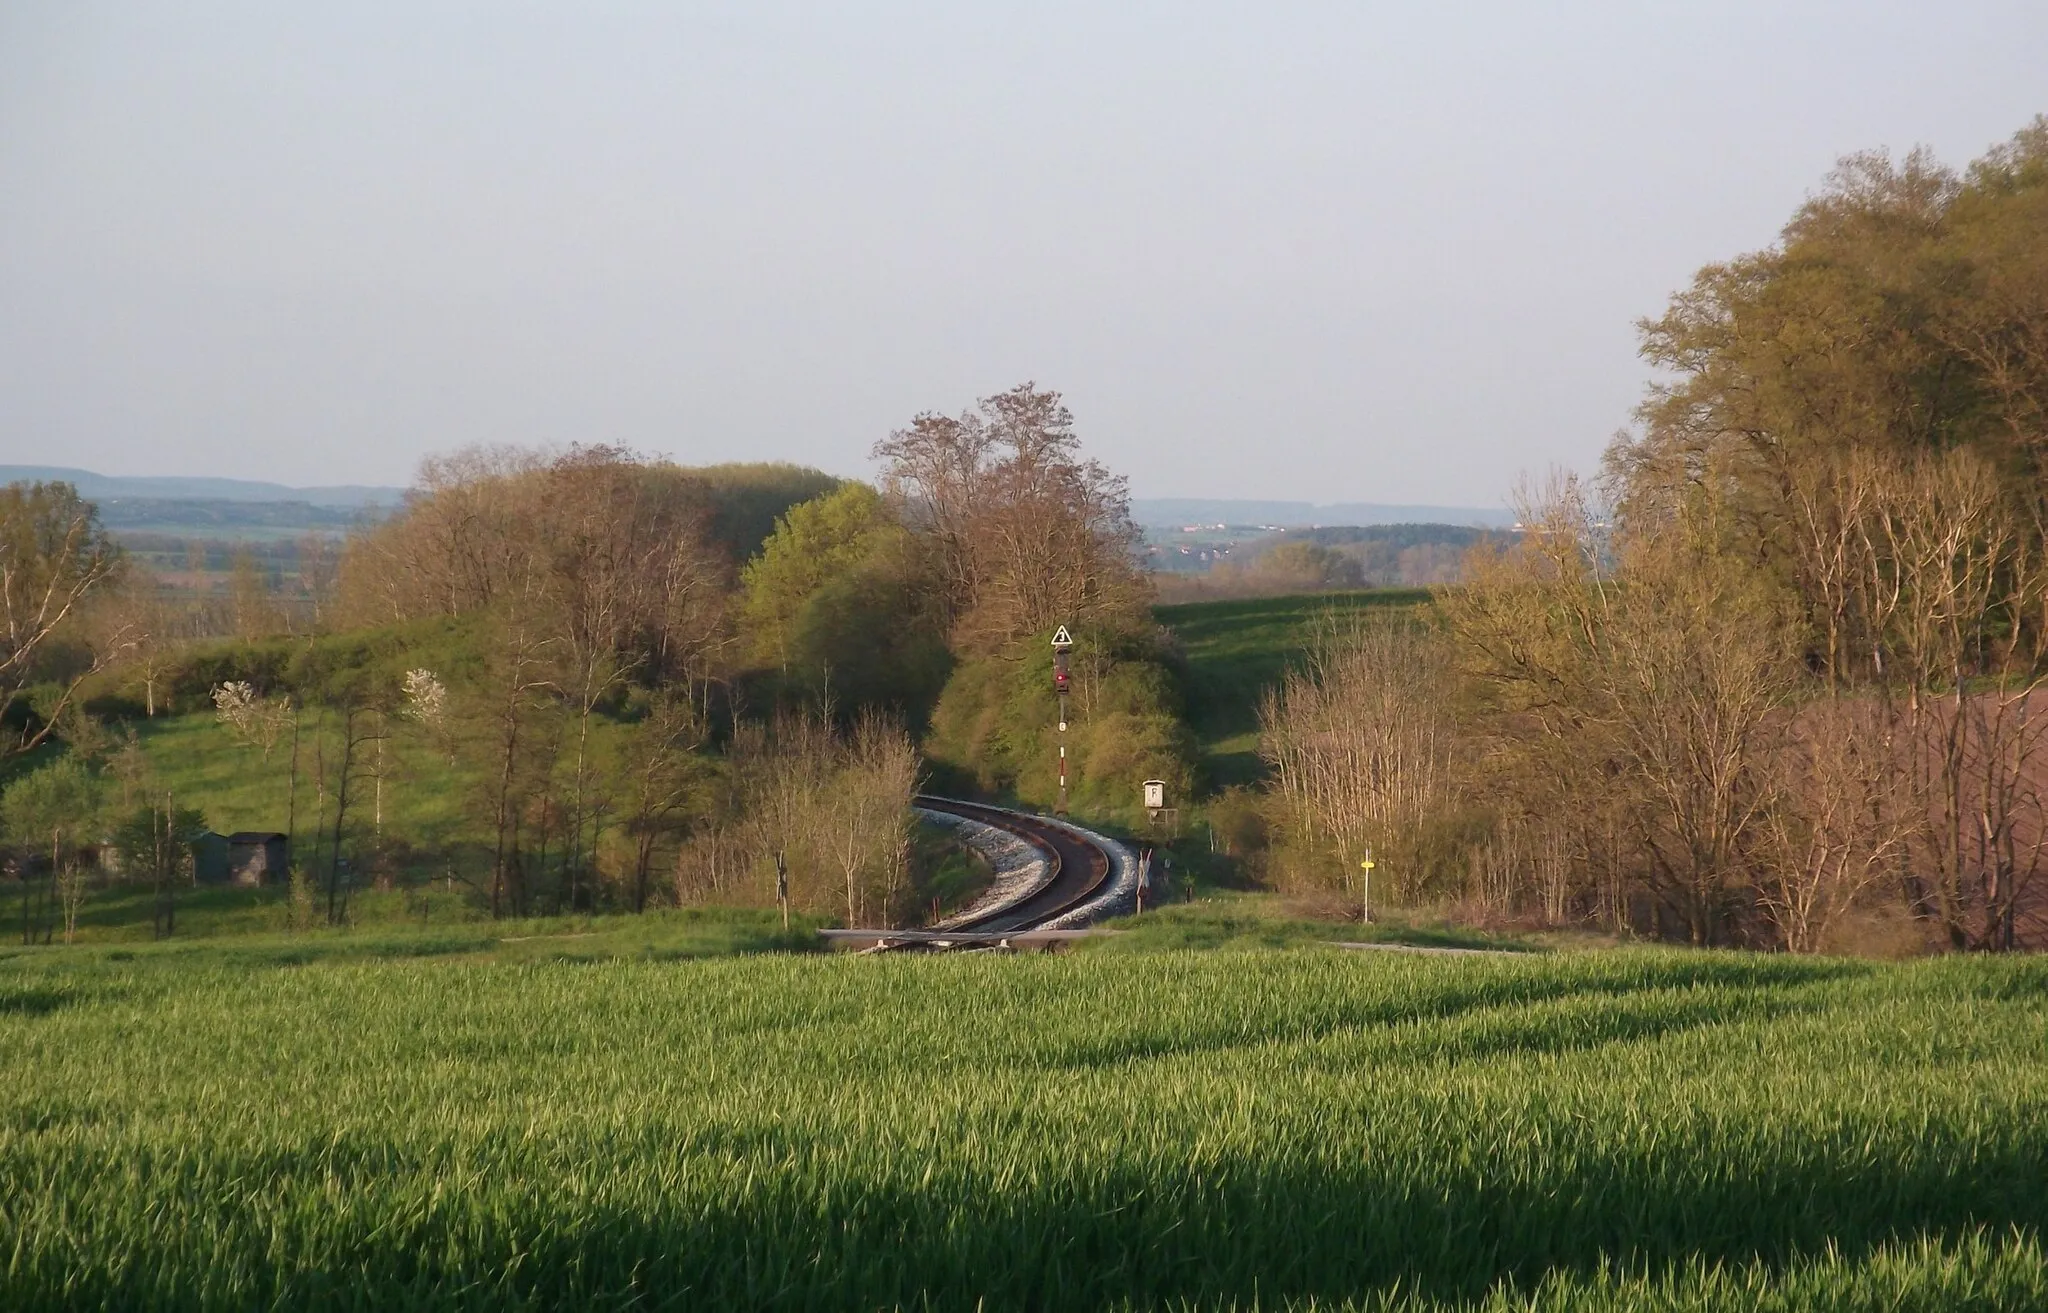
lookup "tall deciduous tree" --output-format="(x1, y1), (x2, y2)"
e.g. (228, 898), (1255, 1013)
(739, 482), (952, 720)
(0, 482), (127, 757)
(874, 383), (1147, 650)
(1445, 475), (1800, 945)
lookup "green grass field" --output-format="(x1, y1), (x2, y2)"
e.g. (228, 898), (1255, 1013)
(26, 893), (824, 961)
(4, 942), (2044, 1310)
(1156, 590), (1431, 789)
(1091, 895), (1538, 954)
(118, 710), (493, 876)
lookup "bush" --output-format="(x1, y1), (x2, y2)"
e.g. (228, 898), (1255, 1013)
(924, 624), (1196, 821)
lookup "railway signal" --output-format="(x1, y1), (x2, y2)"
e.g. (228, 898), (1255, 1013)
(1052, 626), (1073, 814)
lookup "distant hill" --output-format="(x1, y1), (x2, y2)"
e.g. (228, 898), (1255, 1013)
(1132, 498), (1514, 529)
(95, 498), (382, 537)
(0, 466), (405, 508)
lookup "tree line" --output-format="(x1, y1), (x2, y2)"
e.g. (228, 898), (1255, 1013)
(1257, 119), (2048, 951)
(0, 384), (1166, 931)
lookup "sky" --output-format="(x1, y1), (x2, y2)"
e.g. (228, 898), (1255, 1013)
(0, 3), (2042, 506)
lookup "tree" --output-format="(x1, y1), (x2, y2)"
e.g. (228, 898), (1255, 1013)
(295, 533), (340, 628)
(212, 680), (292, 760)
(0, 482), (127, 757)
(739, 483), (952, 721)
(1443, 475), (1800, 944)
(1591, 117), (2048, 948)
(532, 447), (724, 910)
(335, 444), (735, 914)
(1861, 451), (2048, 949)
(824, 712), (920, 926)
(2, 756), (105, 945)
(103, 567), (191, 717)
(1757, 698), (1917, 952)
(616, 693), (707, 913)
(741, 483), (900, 674)
(468, 599), (562, 919)
(1616, 120), (2048, 684)
(1260, 614), (1457, 900)
(1247, 542), (1364, 592)
(109, 799), (207, 940)
(874, 383), (1148, 650)
(230, 548), (284, 638)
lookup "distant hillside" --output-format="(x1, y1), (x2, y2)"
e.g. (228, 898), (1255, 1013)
(1133, 498), (1513, 529)
(95, 498), (383, 539)
(0, 466), (404, 508)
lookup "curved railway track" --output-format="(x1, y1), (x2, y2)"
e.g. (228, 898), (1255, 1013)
(912, 795), (1117, 933)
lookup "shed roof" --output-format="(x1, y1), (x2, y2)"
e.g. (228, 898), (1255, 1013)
(226, 831), (288, 844)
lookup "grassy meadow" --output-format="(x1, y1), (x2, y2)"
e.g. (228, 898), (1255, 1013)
(4, 942), (2045, 1310)
(112, 708), (495, 878)
(1157, 590), (1431, 788)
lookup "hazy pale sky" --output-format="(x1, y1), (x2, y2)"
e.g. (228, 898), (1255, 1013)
(1, 3), (2041, 504)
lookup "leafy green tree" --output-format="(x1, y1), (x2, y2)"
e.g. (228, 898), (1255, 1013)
(1615, 117), (2048, 679)
(741, 484), (897, 671)
(740, 484), (951, 722)
(109, 801), (208, 939)
(3, 756), (107, 944)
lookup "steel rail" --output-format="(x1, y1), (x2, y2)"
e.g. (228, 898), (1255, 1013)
(910, 795), (1116, 934)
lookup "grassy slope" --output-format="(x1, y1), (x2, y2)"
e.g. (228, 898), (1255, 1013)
(1157, 589), (1431, 790)
(70, 715), (995, 935)
(38, 886), (824, 957)
(2, 946), (2045, 1309)
(127, 711), (483, 847)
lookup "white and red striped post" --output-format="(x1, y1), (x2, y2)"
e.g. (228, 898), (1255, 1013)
(1052, 625), (1074, 816)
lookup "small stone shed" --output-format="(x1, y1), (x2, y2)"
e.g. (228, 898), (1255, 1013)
(191, 831), (289, 886)
(226, 832), (289, 886)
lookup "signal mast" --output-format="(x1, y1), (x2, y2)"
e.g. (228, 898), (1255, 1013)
(1051, 624), (1074, 815)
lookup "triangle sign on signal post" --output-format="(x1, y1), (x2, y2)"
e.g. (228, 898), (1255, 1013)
(1050, 625), (1074, 649)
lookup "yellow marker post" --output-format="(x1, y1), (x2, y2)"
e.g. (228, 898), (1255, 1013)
(1360, 847), (1375, 924)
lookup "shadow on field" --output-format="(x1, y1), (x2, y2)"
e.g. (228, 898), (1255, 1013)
(1038, 955), (1866, 1072)
(1961, 957), (2048, 1001)
(200, 1136), (2044, 1310)
(0, 986), (70, 1017)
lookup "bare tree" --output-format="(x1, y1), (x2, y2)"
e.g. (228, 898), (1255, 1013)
(104, 567), (192, 717)
(618, 693), (706, 913)
(0, 482), (128, 757)
(825, 712), (920, 926)
(319, 697), (389, 925)
(474, 606), (561, 919)
(875, 383), (1147, 650)
(1260, 614), (1456, 899)
(1757, 698), (1918, 951)
(295, 533), (340, 628)
(1857, 451), (2048, 949)
(1443, 473), (1798, 943)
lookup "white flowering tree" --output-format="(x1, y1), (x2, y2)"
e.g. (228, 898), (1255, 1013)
(401, 669), (447, 727)
(212, 681), (293, 761)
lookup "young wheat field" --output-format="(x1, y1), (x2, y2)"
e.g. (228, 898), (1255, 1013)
(2, 942), (2045, 1310)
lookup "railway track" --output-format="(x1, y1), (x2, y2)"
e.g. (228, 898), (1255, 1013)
(825, 796), (1135, 950)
